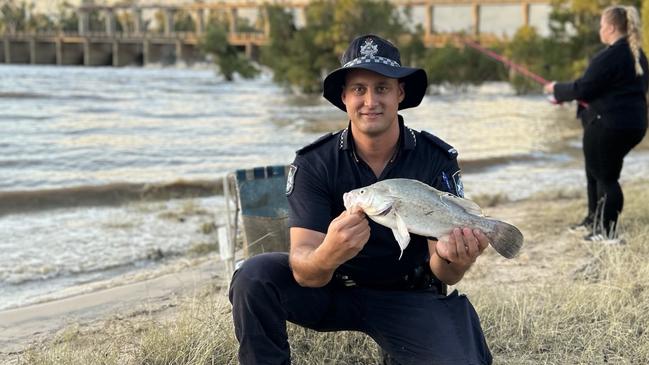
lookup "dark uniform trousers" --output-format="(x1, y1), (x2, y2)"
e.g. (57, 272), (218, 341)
(229, 252), (493, 365)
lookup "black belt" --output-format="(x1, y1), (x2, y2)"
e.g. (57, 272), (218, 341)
(333, 264), (443, 292)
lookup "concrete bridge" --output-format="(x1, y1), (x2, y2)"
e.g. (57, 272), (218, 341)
(1, 0), (549, 66)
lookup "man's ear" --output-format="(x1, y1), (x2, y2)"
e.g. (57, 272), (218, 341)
(341, 86), (347, 105)
(398, 82), (405, 103)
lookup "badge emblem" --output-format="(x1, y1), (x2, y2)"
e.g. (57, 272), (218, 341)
(452, 170), (464, 198)
(360, 38), (378, 57)
(441, 171), (452, 192)
(286, 164), (298, 196)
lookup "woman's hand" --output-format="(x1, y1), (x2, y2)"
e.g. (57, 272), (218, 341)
(543, 81), (556, 94)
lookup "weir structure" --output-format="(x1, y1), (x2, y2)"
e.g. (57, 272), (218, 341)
(0, 0), (549, 67)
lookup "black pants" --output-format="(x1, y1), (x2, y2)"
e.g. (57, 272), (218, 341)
(582, 122), (646, 233)
(229, 252), (492, 365)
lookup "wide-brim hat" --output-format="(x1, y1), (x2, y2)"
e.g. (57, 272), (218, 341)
(323, 34), (428, 112)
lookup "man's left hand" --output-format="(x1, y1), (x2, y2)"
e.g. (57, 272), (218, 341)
(436, 228), (489, 267)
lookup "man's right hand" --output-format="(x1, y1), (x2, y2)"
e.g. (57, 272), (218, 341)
(320, 209), (371, 269)
(289, 209), (370, 287)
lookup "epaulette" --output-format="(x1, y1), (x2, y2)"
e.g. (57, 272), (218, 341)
(296, 132), (335, 155)
(420, 131), (458, 159)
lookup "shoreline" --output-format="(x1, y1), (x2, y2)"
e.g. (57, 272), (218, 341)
(0, 254), (228, 359)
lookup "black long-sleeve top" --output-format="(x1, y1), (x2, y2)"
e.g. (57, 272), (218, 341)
(554, 37), (649, 130)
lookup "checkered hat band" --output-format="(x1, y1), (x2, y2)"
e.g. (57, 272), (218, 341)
(343, 55), (401, 68)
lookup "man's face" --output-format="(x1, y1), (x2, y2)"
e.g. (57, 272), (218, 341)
(341, 69), (404, 137)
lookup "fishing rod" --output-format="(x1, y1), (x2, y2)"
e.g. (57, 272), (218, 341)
(461, 38), (588, 107)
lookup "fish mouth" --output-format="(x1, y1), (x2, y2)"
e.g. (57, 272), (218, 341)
(342, 192), (354, 211)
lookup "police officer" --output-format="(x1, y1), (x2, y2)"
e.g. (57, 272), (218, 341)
(229, 34), (493, 364)
(545, 5), (648, 241)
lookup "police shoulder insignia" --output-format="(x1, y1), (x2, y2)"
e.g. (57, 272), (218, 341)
(286, 164), (298, 196)
(420, 131), (458, 160)
(452, 170), (464, 198)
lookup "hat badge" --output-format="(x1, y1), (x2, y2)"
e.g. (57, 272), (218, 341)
(360, 38), (378, 57)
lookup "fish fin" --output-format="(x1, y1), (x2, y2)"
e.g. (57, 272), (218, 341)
(441, 193), (484, 217)
(391, 212), (411, 260)
(486, 220), (524, 259)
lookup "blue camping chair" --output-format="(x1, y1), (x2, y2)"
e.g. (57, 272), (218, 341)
(222, 165), (290, 275)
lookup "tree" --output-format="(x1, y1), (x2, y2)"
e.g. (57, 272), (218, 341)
(505, 25), (548, 93)
(1, 0), (31, 33)
(545, 0), (641, 80)
(260, 0), (409, 93)
(423, 40), (506, 88)
(200, 24), (259, 81)
(55, 1), (78, 32)
(174, 9), (194, 32)
(259, 5), (301, 89)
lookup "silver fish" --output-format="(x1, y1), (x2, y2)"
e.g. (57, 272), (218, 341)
(343, 178), (523, 259)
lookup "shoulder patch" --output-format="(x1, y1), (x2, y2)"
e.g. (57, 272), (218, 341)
(296, 132), (335, 155)
(420, 131), (458, 159)
(452, 170), (464, 198)
(285, 164), (297, 196)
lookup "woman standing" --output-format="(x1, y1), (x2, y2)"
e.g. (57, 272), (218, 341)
(545, 5), (648, 242)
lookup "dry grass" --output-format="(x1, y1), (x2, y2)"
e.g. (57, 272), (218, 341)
(15, 181), (649, 365)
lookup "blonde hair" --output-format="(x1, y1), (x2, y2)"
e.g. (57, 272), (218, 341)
(603, 5), (644, 76)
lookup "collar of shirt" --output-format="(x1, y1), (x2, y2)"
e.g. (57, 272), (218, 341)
(338, 115), (417, 157)
(609, 36), (628, 49)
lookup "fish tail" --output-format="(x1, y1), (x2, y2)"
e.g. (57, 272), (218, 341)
(486, 221), (524, 259)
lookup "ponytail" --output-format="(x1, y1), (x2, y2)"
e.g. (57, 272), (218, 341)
(603, 5), (644, 76)
(624, 6), (643, 76)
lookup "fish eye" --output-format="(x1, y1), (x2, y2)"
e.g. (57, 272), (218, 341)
(360, 189), (365, 195)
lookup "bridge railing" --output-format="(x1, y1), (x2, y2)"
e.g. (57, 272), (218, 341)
(1, 30), (266, 38)
(3, 30), (503, 48)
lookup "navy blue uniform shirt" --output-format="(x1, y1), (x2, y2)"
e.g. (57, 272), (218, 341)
(287, 116), (463, 283)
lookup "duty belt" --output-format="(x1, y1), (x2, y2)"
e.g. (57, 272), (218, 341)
(333, 264), (444, 293)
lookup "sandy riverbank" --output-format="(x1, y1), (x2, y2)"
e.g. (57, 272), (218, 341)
(0, 255), (228, 362)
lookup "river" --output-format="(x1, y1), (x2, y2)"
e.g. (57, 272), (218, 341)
(1, 64), (647, 310)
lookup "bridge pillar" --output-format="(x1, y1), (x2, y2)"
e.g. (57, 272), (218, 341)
(164, 9), (175, 36)
(245, 43), (253, 58)
(195, 9), (205, 35)
(472, 3), (481, 36)
(56, 38), (63, 65)
(263, 7), (270, 36)
(175, 40), (183, 62)
(83, 39), (90, 66)
(29, 38), (36, 64)
(522, 2), (530, 26)
(113, 41), (119, 67)
(143, 39), (150, 65)
(134, 8), (144, 34)
(78, 10), (90, 35)
(3, 38), (10, 63)
(229, 8), (238, 35)
(105, 8), (117, 36)
(424, 5), (434, 35)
